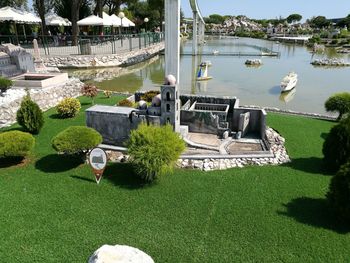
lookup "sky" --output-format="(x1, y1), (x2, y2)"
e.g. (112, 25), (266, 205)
(181, 0), (350, 20)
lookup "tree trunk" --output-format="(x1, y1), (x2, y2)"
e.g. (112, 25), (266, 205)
(71, 0), (82, 45)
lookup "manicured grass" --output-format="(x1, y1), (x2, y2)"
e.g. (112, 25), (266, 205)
(1, 95), (349, 262)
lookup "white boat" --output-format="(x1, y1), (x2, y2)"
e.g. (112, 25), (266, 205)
(197, 61), (213, 81)
(280, 72), (298, 92)
(212, 50), (219, 55)
(245, 59), (262, 66)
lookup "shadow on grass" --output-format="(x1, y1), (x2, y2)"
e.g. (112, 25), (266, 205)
(81, 102), (93, 106)
(278, 197), (350, 234)
(35, 154), (84, 173)
(103, 162), (148, 190)
(0, 157), (26, 168)
(320, 132), (329, 140)
(48, 113), (62, 119)
(71, 175), (96, 183)
(284, 157), (333, 175)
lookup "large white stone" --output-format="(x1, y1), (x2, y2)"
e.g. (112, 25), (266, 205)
(88, 244), (154, 263)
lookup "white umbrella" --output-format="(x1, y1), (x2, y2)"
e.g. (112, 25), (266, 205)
(102, 12), (113, 26)
(110, 14), (121, 27)
(77, 15), (104, 26)
(46, 14), (71, 26)
(120, 17), (135, 27)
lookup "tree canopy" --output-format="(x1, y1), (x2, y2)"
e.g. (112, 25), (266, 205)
(286, 14), (302, 24)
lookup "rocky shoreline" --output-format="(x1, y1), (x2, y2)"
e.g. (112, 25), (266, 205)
(41, 43), (164, 69)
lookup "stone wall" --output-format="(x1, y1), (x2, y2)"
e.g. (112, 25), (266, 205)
(0, 78), (83, 128)
(42, 43), (164, 69)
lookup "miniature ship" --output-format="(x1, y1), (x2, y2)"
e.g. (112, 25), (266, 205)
(196, 61), (213, 81)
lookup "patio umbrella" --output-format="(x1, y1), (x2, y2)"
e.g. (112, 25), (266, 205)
(77, 15), (104, 26)
(45, 14), (71, 26)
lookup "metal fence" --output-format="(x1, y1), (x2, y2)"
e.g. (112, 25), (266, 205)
(0, 32), (164, 56)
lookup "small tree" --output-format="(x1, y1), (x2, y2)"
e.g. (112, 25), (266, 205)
(16, 95), (44, 134)
(327, 161), (350, 222)
(323, 116), (350, 172)
(325, 92), (350, 121)
(0, 77), (13, 95)
(127, 123), (185, 182)
(81, 84), (98, 104)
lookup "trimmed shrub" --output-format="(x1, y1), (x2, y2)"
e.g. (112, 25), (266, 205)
(16, 95), (44, 134)
(327, 161), (350, 222)
(56, 98), (81, 118)
(325, 92), (350, 120)
(0, 77), (13, 94)
(52, 126), (102, 154)
(0, 131), (35, 158)
(117, 99), (133, 107)
(141, 90), (160, 102)
(81, 84), (98, 104)
(127, 123), (185, 182)
(323, 116), (350, 172)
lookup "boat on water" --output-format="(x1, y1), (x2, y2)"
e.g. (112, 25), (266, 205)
(212, 50), (219, 55)
(280, 72), (298, 92)
(245, 59), (262, 66)
(197, 61), (213, 81)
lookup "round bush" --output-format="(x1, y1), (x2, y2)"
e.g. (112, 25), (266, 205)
(0, 131), (35, 158)
(52, 126), (102, 154)
(56, 98), (81, 118)
(327, 161), (350, 221)
(127, 123), (185, 182)
(325, 92), (350, 120)
(117, 99), (134, 107)
(323, 116), (350, 172)
(16, 95), (44, 134)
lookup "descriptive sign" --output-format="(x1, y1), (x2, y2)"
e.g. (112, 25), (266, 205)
(88, 147), (107, 184)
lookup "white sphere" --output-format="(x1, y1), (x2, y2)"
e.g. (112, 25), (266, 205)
(151, 94), (161, 107)
(164, 74), (176, 85)
(138, 100), (147, 110)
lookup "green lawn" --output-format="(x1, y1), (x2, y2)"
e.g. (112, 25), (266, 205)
(1, 94), (349, 262)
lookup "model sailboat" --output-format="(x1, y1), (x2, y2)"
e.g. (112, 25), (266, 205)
(196, 61), (213, 81)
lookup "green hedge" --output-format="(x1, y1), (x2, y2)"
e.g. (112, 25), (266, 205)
(52, 126), (102, 154)
(0, 131), (35, 158)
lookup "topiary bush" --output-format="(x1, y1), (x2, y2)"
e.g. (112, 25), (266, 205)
(16, 95), (44, 134)
(0, 131), (35, 158)
(325, 92), (350, 121)
(327, 161), (350, 222)
(81, 84), (98, 104)
(103, 90), (112, 98)
(52, 126), (102, 154)
(141, 90), (160, 102)
(56, 97), (81, 118)
(0, 76), (13, 94)
(117, 98), (134, 107)
(323, 116), (350, 172)
(127, 123), (185, 182)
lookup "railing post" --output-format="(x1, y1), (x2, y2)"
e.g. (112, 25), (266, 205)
(129, 36), (132, 51)
(139, 34), (141, 49)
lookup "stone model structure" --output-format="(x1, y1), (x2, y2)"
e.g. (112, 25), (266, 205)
(0, 43), (35, 77)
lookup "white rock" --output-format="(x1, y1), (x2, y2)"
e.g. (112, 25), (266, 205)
(88, 244), (154, 263)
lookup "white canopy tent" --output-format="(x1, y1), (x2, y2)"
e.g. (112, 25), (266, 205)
(20, 10), (41, 24)
(110, 14), (121, 27)
(77, 15), (104, 26)
(45, 14), (71, 26)
(102, 12), (114, 26)
(120, 17), (135, 27)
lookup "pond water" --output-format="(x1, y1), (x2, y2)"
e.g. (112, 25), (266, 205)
(67, 37), (350, 115)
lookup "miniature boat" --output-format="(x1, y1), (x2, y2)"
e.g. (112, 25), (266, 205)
(281, 72), (298, 92)
(212, 50), (219, 55)
(197, 61), (213, 81)
(245, 59), (262, 66)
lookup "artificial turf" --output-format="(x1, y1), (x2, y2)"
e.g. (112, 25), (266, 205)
(0, 94), (349, 262)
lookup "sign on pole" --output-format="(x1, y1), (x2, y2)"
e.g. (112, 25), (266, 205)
(88, 147), (108, 184)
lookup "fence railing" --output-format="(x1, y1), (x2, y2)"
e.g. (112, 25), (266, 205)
(0, 32), (164, 56)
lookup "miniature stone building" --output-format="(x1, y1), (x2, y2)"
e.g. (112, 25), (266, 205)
(0, 43), (35, 77)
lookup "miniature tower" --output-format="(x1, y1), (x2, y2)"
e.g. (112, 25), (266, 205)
(160, 84), (180, 132)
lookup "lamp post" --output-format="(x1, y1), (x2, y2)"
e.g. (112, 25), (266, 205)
(118, 11), (125, 47)
(144, 17), (149, 32)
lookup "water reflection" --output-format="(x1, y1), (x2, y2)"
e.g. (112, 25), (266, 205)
(279, 88), (296, 103)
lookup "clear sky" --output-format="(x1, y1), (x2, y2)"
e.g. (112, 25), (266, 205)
(181, 0), (350, 20)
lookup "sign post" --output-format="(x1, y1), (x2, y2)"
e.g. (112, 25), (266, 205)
(88, 148), (108, 184)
